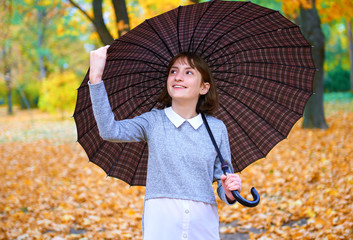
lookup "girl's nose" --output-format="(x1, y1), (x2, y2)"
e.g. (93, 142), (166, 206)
(175, 72), (183, 81)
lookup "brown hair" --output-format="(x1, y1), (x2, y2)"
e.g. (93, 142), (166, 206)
(157, 52), (219, 115)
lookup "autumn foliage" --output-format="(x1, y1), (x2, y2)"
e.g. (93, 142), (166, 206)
(0, 102), (352, 239)
(38, 72), (81, 118)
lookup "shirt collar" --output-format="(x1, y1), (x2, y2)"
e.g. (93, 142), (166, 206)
(164, 107), (203, 130)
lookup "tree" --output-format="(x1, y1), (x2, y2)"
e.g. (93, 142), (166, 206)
(0, 0), (93, 115)
(280, 0), (328, 129)
(1, 0), (14, 115)
(317, 0), (353, 93)
(349, 20), (353, 93)
(38, 71), (80, 118)
(69, 0), (130, 45)
(299, 0), (328, 129)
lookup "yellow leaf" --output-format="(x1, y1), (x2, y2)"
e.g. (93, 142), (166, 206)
(61, 214), (74, 222)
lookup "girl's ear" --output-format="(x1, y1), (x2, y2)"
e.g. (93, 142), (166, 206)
(200, 82), (210, 95)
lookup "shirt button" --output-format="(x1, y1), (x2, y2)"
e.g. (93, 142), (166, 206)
(183, 233), (187, 238)
(185, 209), (189, 214)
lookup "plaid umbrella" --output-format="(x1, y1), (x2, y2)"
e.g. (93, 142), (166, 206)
(74, 0), (315, 202)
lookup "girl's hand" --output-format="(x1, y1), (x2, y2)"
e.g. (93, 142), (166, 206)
(221, 173), (242, 202)
(89, 45), (110, 84)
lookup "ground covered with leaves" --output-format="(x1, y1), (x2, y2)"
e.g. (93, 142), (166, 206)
(0, 102), (352, 239)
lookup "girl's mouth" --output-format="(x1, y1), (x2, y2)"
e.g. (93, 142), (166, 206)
(173, 85), (187, 88)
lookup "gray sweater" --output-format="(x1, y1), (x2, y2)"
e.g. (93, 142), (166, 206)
(89, 81), (234, 205)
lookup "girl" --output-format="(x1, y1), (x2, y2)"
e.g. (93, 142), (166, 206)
(89, 45), (242, 240)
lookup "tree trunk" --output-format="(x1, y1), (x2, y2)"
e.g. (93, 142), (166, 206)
(37, 7), (47, 80)
(347, 20), (353, 93)
(3, 0), (13, 115)
(299, 0), (328, 129)
(112, 0), (130, 37)
(92, 0), (114, 45)
(69, 0), (126, 45)
(4, 58), (12, 115)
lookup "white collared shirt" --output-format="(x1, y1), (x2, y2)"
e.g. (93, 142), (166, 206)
(164, 107), (203, 130)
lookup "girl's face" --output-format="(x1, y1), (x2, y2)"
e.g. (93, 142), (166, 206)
(167, 57), (210, 106)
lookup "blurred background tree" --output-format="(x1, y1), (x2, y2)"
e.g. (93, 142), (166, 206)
(38, 71), (79, 118)
(318, 0), (353, 93)
(0, 0), (96, 115)
(68, 0), (191, 44)
(277, 0), (352, 128)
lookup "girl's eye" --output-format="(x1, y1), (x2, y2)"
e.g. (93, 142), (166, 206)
(186, 71), (193, 75)
(170, 70), (176, 74)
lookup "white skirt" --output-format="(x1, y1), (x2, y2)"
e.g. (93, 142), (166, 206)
(143, 198), (220, 240)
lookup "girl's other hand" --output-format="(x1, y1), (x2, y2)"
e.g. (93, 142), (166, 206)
(89, 45), (110, 84)
(221, 173), (242, 202)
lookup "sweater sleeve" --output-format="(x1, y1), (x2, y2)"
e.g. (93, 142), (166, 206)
(214, 122), (236, 205)
(88, 81), (153, 142)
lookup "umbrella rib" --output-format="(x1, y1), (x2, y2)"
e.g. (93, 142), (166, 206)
(74, 77), (164, 116)
(218, 101), (266, 164)
(207, 28), (306, 74)
(111, 84), (163, 118)
(177, 6), (181, 53)
(212, 61), (316, 71)
(213, 70), (312, 96)
(77, 70), (166, 91)
(106, 58), (166, 69)
(187, 0), (217, 53)
(206, 25), (303, 63)
(215, 75), (306, 116)
(108, 81), (163, 103)
(202, 9), (278, 60)
(145, 19), (174, 58)
(102, 72), (166, 83)
(195, 1), (249, 54)
(86, 139), (106, 162)
(207, 45), (314, 68)
(103, 71), (166, 83)
(130, 142), (148, 185)
(107, 58), (167, 77)
(217, 86), (287, 139)
(107, 143), (128, 177)
(116, 38), (170, 64)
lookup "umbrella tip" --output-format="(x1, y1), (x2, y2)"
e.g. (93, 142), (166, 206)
(312, 45), (315, 48)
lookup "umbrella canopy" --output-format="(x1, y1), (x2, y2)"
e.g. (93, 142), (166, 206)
(74, 0), (316, 187)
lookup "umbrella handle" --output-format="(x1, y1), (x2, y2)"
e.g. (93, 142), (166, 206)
(222, 166), (260, 207)
(230, 188), (260, 208)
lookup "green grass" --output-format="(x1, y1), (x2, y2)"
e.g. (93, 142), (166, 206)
(324, 92), (353, 117)
(324, 91), (353, 103)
